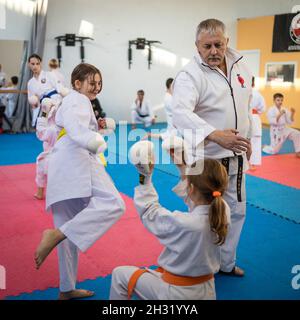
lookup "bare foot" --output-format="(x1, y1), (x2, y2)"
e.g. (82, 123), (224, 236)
(249, 165), (257, 171)
(58, 289), (95, 300)
(34, 194), (44, 200)
(35, 229), (65, 269)
(296, 152), (300, 158)
(219, 266), (245, 277)
(34, 187), (44, 200)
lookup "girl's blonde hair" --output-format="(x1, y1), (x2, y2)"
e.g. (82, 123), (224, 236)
(48, 58), (59, 69)
(187, 159), (228, 245)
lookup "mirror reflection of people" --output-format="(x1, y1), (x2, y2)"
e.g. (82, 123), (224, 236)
(131, 90), (155, 129)
(0, 76), (19, 118)
(0, 64), (6, 88)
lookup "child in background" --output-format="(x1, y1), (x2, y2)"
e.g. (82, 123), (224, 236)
(263, 93), (300, 158)
(110, 144), (230, 300)
(34, 98), (60, 200)
(1, 76), (19, 118)
(35, 63), (125, 300)
(48, 58), (66, 87)
(249, 77), (266, 170)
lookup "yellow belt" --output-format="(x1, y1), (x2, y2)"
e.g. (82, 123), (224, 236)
(57, 128), (107, 166)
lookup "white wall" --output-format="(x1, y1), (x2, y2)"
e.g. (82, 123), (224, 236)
(0, 1), (33, 40)
(0, 40), (24, 81)
(43, 0), (299, 122)
(2, 0), (299, 122)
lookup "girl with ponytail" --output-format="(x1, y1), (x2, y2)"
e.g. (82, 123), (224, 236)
(110, 158), (230, 300)
(187, 159), (228, 245)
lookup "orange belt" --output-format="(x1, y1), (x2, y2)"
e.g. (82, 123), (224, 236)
(127, 267), (214, 299)
(252, 109), (259, 114)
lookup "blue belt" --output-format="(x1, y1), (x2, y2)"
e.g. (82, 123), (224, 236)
(40, 90), (58, 104)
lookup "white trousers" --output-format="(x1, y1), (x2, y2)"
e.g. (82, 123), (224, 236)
(109, 266), (216, 300)
(131, 110), (153, 127)
(220, 173), (246, 272)
(31, 106), (40, 127)
(250, 136), (262, 165)
(268, 127), (300, 154)
(51, 165), (125, 292)
(35, 151), (49, 188)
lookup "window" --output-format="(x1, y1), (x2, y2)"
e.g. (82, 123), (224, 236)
(265, 62), (297, 85)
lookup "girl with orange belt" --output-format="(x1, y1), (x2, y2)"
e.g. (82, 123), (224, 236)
(110, 146), (230, 300)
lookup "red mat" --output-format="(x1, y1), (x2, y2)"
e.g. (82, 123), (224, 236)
(0, 164), (162, 299)
(247, 154), (300, 189)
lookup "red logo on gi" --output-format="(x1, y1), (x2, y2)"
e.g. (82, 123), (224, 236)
(237, 74), (245, 88)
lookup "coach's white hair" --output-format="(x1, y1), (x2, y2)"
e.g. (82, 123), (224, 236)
(195, 19), (227, 42)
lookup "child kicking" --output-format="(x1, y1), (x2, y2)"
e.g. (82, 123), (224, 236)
(35, 63), (125, 300)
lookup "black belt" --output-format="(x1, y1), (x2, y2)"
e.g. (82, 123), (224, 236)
(221, 155), (244, 202)
(136, 112), (149, 118)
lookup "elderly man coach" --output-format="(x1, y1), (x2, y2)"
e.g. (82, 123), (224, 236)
(172, 19), (253, 276)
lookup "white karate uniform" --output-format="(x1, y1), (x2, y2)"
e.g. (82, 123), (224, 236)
(0, 71), (6, 87)
(263, 106), (300, 154)
(131, 99), (154, 127)
(249, 89), (265, 165)
(27, 70), (62, 127)
(110, 179), (230, 300)
(0, 85), (18, 118)
(46, 89), (125, 292)
(35, 108), (60, 188)
(160, 92), (178, 141)
(50, 69), (66, 87)
(171, 48), (252, 272)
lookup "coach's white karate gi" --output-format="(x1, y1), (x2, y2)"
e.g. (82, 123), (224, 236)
(46, 89), (125, 292)
(110, 179), (230, 300)
(249, 89), (265, 165)
(171, 48), (252, 273)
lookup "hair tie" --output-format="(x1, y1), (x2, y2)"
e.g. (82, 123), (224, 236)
(212, 191), (221, 197)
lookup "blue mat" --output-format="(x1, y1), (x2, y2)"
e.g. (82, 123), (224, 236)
(0, 133), (42, 166)
(246, 175), (300, 224)
(1, 126), (300, 300)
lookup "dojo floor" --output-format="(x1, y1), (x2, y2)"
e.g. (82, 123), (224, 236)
(0, 124), (299, 300)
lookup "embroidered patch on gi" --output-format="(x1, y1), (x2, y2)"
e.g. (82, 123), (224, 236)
(237, 74), (245, 88)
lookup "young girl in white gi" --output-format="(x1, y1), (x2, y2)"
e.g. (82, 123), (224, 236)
(27, 54), (67, 199)
(35, 63), (125, 300)
(110, 151), (230, 300)
(27, 54), (65, 127)
(34, 99), (60, 199)
(263, 93), (300, 158)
